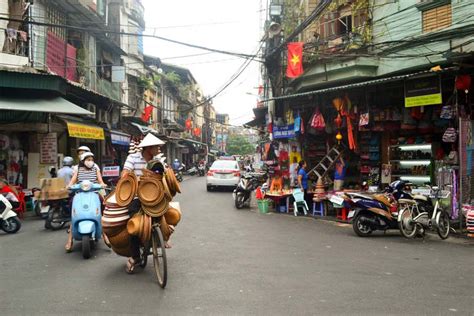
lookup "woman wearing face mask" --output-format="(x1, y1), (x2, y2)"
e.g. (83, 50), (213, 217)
(65, 152), (107, 252)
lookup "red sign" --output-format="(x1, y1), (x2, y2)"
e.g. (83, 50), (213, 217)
(46, 32), (77, 81)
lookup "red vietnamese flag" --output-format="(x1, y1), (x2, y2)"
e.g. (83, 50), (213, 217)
(286, 42), (304, 78)
(141, 104), (154, 122)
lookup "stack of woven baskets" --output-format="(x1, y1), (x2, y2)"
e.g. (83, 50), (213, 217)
(102, 160), (182, 257)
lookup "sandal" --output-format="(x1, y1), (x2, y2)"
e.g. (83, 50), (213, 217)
(65, 240), (73, 253)
(126, 257), (140, 274)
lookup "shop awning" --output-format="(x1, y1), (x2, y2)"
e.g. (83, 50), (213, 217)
(181, 138), (207, 147)
(110, 130), (131, 146)
(66, 121), (105, 140)
(244, 117), (265, 128)
(261, 66), (459, 102)
(0, 97), (93, 115)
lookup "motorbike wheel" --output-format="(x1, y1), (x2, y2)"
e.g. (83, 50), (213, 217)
(352, 213), (373, 237)
(398, 207), (418, 239)
(1, 217), (21, 234)
(34, 201), (42, 217)
(234, 194), (245, 209)
(46, 208), (66, 231)
(436, 210), (450, 240)
(82, 235), (91, 259)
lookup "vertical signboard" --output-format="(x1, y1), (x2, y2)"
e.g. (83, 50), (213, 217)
(40, 133), (58, 164)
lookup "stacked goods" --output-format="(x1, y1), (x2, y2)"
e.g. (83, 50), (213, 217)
(105, 160), (182, 257)
(39, 178), (69, 201)
(102, 173), (138, 257)
(464, 205), (474, 237)
(313, 178), (326, 202)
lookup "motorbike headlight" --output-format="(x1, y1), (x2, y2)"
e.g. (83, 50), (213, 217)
(80, 181), (92, 192)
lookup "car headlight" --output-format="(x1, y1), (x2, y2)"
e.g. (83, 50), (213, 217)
(80, 181), (92, 192)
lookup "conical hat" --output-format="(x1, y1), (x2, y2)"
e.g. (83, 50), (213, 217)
(138, 133), (165, 147)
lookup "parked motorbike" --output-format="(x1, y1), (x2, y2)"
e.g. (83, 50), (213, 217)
(346, 180), (431, 237)
(233, 172), (267, 209)
(0, 194), (21, 234)
(175, 166), (184, 182)
(70, 181), (103, 259)
(198, 164), (206, 176)
(186, 166), (198, 176)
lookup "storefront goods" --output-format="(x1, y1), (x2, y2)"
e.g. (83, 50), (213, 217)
(313, 178), (326, 202)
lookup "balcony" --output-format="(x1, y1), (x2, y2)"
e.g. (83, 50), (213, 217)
(0, 33), (29, 68)
(96, 76), (121, 102)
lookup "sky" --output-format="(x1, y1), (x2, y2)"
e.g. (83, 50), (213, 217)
(142, 0), (265, 125)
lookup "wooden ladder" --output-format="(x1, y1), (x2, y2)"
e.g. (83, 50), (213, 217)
(308, 144), (345, 180)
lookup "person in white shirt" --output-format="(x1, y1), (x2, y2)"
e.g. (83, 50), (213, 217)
(121, 133), (166, 274)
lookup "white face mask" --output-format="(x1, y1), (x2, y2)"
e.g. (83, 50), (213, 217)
(84, 161), (94, 169)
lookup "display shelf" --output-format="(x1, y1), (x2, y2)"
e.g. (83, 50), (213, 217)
(389, 144), (432, 150)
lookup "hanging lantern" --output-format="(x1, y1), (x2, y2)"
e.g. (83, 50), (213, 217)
(336, 132), (343, 143)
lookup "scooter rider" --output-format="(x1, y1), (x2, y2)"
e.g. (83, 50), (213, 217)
(121, 133), (166, 274)
(58, 156), (74, 186)
(65, 152), (107, 252)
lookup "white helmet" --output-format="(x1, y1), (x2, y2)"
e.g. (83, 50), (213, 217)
(174, 159), (179, 162)
(80, 152), (94, 161)
(77, 145), (91, 152)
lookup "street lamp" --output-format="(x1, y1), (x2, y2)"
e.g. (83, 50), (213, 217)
(270, 0), (282, 17)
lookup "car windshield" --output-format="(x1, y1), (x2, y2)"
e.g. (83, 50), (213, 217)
(211, 160), (238, 170)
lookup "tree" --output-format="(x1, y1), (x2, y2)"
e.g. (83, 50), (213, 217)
(226, 135), (255, 156)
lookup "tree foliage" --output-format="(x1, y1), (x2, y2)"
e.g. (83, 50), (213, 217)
(226, 135), (255, 156)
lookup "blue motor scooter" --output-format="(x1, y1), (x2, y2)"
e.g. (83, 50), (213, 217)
(70, 181), (103, 259)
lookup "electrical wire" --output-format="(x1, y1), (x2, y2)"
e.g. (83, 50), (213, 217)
(0, 17), (261, 61)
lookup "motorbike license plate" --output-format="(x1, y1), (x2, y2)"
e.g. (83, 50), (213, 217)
(348, 210), (355, 218)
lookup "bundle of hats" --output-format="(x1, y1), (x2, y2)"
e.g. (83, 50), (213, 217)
(102, 193), (132, 257)
(128, 140), (142, 154)
(313, 178), (326, 202)
(104, 160), (182, 257)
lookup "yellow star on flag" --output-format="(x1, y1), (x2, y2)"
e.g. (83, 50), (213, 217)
(290, 54), (300, 67)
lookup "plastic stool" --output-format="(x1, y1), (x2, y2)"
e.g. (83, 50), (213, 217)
(312, 201), (325, 216)
(336, 207), (348, 221)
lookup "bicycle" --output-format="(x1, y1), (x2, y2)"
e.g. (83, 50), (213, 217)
(398, 186), (451, 240)
(138, 218), (168, 288)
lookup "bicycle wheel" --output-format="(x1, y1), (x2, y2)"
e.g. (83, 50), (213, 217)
(398, 207), (418, 239)
(436, 210), (450, 240)
(151, 226), (167, 288)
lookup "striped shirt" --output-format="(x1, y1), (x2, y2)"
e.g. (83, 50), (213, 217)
(123, 152), (147, 177)
(77, 166), (99, 183)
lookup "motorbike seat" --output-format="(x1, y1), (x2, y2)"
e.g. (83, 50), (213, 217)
(398, 198), (417, 205)
(373, 194), (392, 207)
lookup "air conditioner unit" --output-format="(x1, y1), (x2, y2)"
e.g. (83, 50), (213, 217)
(86, 104), (96, 116)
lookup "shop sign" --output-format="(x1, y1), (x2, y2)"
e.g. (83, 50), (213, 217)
(273, 125), (295, 139)
(67, 122), (105, 140)
(40, 133), (58, 164)
(111, 131), (130, 146)
(102, 166), (120, 177)
(404, 75), (442, 107)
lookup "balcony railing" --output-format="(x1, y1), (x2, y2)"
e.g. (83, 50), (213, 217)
(96, 76), (121, 102)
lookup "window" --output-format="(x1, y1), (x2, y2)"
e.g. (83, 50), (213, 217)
(422, 4), (452, 33)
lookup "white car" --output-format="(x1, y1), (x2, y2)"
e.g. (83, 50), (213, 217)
(206, 160), (241, 191)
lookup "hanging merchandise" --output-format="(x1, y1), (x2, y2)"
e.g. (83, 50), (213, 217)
(300, 116), (305, 135)
(310, 108), (326, 130)
(359, 113), (369, 126)
(442, 127), (457, 143)
(294, 114), (301, 134)
(455, 75), (472, 92)
(440, 105), (454, 119)
(286, 109), (294, 125)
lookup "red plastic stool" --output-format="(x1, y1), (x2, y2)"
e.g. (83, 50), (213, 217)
(336, 207), (348, 221)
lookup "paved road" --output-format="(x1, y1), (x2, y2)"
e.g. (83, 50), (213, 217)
(1, 177), (473, 315)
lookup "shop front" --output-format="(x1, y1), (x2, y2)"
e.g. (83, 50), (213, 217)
(266, 68), (472, 225)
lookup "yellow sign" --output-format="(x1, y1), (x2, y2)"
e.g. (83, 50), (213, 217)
(405, 93), (442, 108)
(67, 122), (104, 140)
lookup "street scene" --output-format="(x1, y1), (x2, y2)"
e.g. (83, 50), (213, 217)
(1, 0), (474, 315)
